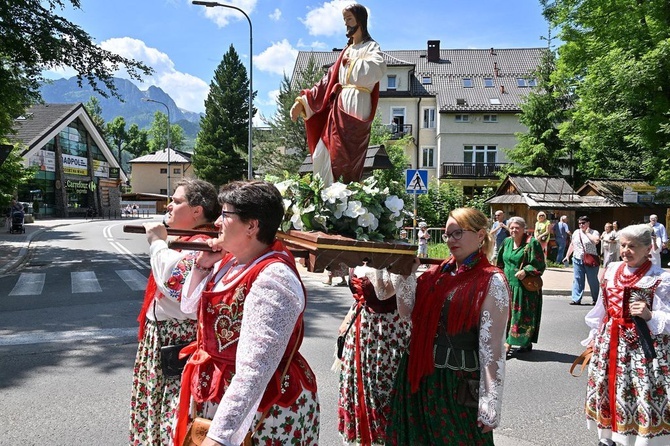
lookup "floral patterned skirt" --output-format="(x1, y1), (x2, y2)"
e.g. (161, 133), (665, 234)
(337, 308), (409, 444)
(129, 317), (197, 446)
(586, 320), (670, 445)
(198, 388), (320, 444)
(386, 355), (492, 446)
(506, 284), (542, 348)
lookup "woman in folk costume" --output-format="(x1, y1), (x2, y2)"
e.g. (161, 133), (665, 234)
(583, 224), (670, 446)
(337, 263), (410, 444)
(290, 3), (386, 186)
(129, 179), (220, 446)
(386, 207), (510, 445)
(496, 216), (545, 355)
(173, 181), (319, 446)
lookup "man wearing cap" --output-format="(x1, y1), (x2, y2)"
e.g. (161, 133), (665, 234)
(417, 222), (430, 258)
(489, 210), (509, 261)
(564, 216), (600, 305)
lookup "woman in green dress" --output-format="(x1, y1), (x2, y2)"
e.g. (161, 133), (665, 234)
(497, 216), (545, 355)
(387, 207), (510, 445)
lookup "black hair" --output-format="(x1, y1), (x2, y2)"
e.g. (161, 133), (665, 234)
(217, 181), (284, 245)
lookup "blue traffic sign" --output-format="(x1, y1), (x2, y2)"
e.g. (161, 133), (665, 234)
(405, 169), (428, 194)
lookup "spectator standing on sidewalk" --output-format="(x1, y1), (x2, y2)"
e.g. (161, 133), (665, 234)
(565, 216), (600, 305)
(489, 210), (509, 261)
(417, 221), (430, 259)
(649, 214), (667, 267)
(554, 215), (571, 266)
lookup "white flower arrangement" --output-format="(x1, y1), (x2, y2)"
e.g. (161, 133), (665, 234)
(269, 174), (409, 242)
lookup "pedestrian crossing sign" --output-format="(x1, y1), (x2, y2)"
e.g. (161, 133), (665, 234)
(405, 169), (428, 194)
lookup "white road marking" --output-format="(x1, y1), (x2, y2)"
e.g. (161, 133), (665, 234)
(0, 327), (137, 346)
(116, 269), (148, 291)
(71, 271), (102, 293)
(9, 273), (46, 296)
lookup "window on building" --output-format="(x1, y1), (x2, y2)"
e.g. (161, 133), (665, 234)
(422, 107), (436, 128)
(527, 78), (537, 87)
(160, 168), (167, 174)
(463, 145), (497, 164)
(483, 114), (498, 123)
(483, 77), (494, 87)
(391, 107), (406, 134)
(517, 78), (527, 87)
(455, 114), (469, 123)
(173, 168), (181, 175)
(456, 98), (466, 106)
(462, 78), (473, 88)
(489, 98), (501, 105)
(422, 147), (435, 167)
(517, 78), (537, 88)
(387, 75), (397, 90)
(422, 76), (432, 85)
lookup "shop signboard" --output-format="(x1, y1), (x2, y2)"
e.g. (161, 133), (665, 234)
(92, 159), (109, 178)
(29, 150), (56, 172)
(62, 154), (88, 175)
(65, 179), (93, 194)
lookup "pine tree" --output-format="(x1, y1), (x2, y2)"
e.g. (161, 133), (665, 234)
(192, 45), (255, 187)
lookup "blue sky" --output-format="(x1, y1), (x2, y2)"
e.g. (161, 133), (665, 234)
(46, 0), (551, 125)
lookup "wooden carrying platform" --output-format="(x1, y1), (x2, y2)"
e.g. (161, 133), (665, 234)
(277, 230), (418, 275)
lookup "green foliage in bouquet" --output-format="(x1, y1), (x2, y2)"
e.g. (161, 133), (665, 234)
(268, 173), (409, 242)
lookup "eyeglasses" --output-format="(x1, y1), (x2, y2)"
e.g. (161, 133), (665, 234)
(442, 229), (475, 242)
(221, 210), (239, 218)
(578, 222), (587, 225)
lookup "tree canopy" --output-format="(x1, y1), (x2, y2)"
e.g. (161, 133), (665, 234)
(0, 0), (151, 138)
(192, 45), (255, 187)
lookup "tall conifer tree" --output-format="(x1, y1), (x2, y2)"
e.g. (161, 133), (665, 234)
(193, 45), (255, 187)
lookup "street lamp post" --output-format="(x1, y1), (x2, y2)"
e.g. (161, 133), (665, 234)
(143, 98), (171, 205)
(192, 0), (253, 179)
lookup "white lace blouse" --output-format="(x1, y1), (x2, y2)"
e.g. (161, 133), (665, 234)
(391, 271), (509, 428)
(182, 258), (305, 445)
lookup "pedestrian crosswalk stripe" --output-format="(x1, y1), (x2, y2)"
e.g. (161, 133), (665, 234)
(116, 270), (148, 291)
(71, 271), (103, 293)
(9, 273), (46, 296)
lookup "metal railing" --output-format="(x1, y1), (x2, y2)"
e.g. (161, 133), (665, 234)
(440, 162), (509, 178)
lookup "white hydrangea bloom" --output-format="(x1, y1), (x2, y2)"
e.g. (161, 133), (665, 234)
(384, 195), (404, 217)
(274, 180), (295, 196)
(344, 200), (366, 218)
(321, 182), (351, 204)
(333, 200), (348, 219)
(358, 212), (379, 230)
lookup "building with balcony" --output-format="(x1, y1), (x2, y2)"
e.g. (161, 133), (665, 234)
(128, 148), (195, 196)
(291, 41), (544, 193)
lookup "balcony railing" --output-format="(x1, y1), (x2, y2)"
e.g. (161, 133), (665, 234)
(440, 162), (509, 178)
(384, 124), (412, 140)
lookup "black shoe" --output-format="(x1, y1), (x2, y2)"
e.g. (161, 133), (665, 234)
(518, 344), (533, 353)
(569, 301), (581, 305)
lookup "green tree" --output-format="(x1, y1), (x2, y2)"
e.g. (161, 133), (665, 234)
(0, 0), (151, 137)
(504, 47), (570, 176)
(148, 112), (185, 152)
(548, 0), (670, 184)
(84, 96), (106, 135)
(125, 124), (150, 158)
(256, 55), (324, 176)
(0, 143), (36, 208)
(106, 116), (127, 165)
(193, 45), (255, 186)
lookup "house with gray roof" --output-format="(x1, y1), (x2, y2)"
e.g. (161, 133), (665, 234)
(129, 148), (194, 199)
(9, 103), (125, 218)
(291, 40), (545, 193)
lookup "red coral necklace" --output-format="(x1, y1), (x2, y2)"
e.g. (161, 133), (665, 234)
(614, 260), (652, 288)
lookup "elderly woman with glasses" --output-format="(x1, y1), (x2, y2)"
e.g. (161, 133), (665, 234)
(172, 181), (319, 446)
(496, 216), (545, 355)
(581, 224), (670, 446)
(386, 207), (510, 445)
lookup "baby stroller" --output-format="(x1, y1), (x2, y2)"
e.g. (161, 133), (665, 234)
(9, 210), (25, 234)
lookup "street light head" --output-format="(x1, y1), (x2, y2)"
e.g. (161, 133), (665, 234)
(192, 1), (218, 6)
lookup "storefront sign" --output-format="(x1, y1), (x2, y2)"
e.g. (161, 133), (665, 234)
(65, 179), (93, 194)
(62, 154), (88, 175)
(29, 150), (56, 172)
(92, 159), (109, 178)
(109, 167), (120, 179)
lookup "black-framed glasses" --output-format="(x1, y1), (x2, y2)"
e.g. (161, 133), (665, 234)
(221, 210), (239, 218)
(578, 221), (587, 225)
(442, 229), (475, 242)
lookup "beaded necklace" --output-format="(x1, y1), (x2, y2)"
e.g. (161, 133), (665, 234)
(614, 260), (652, 288)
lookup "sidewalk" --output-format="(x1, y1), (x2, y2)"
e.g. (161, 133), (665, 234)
(0, 218), (584, 296)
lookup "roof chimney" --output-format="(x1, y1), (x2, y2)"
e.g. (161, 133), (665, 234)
(427, 40), (440, 63)
(500, 85), (505, 94)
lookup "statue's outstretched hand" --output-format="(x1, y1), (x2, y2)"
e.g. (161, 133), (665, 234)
(290, 101), (303, 122)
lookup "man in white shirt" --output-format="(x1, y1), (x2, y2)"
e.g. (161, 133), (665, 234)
(564, 216), (600, 305)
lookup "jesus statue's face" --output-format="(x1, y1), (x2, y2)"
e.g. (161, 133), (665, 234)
(343, 10), (358, 38)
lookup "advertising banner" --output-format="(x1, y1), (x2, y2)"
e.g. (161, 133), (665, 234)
(29, 150), (56, 172)
(62, 154), (88, 175)
(92, 159), (109, 178)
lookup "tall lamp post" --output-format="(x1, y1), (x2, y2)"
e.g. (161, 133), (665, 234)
(193, 0), (253, 179)
(143, 98), (171, 205)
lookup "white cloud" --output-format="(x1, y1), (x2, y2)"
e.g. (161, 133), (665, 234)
(100, 37), (209, 113)
(255, 39), (299, 76)
(194, 0), (257, 27)
(269, 8), (281, 21)
(296, 38), (328, 50)
(299, 0), (356, 37)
